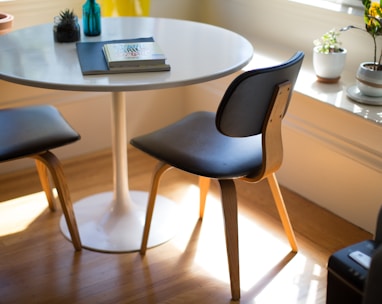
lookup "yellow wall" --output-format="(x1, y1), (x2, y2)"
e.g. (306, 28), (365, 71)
(0, 0), (198, 30)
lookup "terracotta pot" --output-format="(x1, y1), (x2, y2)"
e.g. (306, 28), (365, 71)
(313, 46), (347, 83)
(356, 62), (382, 97)
(0, 12), (14, 35)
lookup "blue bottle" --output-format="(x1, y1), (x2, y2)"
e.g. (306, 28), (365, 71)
(83, 0), (101, 36)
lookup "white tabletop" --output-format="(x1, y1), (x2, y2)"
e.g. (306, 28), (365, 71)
(0, 17), (253, 92)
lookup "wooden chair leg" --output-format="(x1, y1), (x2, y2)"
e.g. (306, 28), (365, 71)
(35, 158), (57, 211)
(219, 179), (240, 301)
(267, 173), (298, 252)
(199, 176), (210, 219)
(140, 161), (172, 255)
(33, 151), (82, 251)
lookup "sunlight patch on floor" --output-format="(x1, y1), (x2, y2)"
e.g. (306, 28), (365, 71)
(170, 184), (326, 303)
(253, 254), (326, 304)
(0, 191), (51, 236)
(170, 185), (204, 251)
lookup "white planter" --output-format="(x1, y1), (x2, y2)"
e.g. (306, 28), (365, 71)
(313, 46), (347, 83)
(0, 12), (13, 35)
(356, 62), (382, 97)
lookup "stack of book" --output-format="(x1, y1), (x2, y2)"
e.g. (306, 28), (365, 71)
(76, 37), (171, 75)
(102, 41), (171, 73)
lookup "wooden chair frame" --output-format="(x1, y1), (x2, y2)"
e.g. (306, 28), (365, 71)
(33, 151), (81, 251)
(139, 81), (297, 300)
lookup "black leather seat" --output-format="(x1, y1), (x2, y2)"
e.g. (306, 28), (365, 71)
(131, 51), (304, 300)
(0, 105), (82, 251)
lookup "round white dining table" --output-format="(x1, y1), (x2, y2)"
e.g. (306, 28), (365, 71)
(0, 17), (253, 252)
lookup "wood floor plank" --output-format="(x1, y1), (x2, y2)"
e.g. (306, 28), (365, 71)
(0, 147), (372, 303)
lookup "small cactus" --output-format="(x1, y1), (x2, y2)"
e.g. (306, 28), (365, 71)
(59, 9), (76, 25)
(54, 9), (80, 42)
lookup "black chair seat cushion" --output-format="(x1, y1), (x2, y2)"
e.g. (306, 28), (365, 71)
(131, 111), (263, 179)
(0, 105), (80, 162)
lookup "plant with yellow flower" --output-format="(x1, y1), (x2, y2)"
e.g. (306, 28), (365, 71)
(364, 0), (382, 69)
(341, 0), (382, 70)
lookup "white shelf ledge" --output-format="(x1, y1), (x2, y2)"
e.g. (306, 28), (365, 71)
(288, 0), (363, 16)
(245, 48), (382, 126)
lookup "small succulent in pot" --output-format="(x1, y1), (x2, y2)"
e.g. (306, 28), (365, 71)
(312, 29), (347, 83)
(313, 29), (344, 54)
(53, 9), (81, 43)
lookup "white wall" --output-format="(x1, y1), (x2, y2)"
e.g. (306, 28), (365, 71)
(195, 0), (382, 233)
(200, 0), (374, 77)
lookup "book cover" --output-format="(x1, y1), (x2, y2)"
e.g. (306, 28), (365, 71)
(76, 37), (170, 75)
(103, 41), (167, 68)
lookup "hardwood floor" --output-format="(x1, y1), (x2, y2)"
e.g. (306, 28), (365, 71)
(0, 147), (372, 303)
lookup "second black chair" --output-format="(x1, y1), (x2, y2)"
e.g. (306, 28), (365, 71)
(0, 105), (82, 251)
(131, 51), (304, 300)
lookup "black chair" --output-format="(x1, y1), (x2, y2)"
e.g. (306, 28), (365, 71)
(0, 105), (82, 251)
(131, 51), (304, 300)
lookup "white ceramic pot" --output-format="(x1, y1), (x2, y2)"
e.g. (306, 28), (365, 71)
(356, 62), (382, 97)
(0, 12), (13, 35)
(313, 46), (347, 83)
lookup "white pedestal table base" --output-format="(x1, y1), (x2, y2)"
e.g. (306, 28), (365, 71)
(60, 190), (179, 253)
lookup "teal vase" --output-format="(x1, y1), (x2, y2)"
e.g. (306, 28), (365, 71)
(83, 0), (101, 36)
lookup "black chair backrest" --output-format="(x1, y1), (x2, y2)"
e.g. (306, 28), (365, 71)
(216, 51), (304, 138)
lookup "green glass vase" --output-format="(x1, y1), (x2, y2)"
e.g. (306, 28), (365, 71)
(83, 0), (101, 36)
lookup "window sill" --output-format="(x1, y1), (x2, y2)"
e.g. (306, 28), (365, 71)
(288, 0), (363, 16)
(244, 45), (382, 126)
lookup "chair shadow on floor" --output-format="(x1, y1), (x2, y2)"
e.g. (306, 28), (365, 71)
(140, 213), (298, 303)
(239, 251), (297, 302)
(181, 219), (298, 302)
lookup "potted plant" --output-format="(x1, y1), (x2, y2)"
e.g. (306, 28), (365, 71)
(341, 0), (382, 98)
(0, 12), (14, 35)
(53, 9), (81, 43)
(313, 29), (347, 83)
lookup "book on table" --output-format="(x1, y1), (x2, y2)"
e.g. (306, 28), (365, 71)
(76, 37), (170, 75)
(102, 41), (167, 68)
